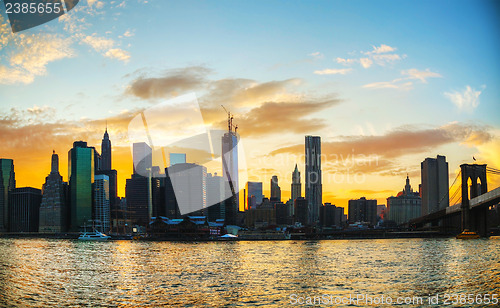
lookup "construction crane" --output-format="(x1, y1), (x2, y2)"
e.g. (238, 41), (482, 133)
(221, 105), (238, 133)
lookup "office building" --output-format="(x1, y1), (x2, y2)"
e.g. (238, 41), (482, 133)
(421, 155), (449, 215)
(348, 197), (378, 225)
(39, 151), (68, 233)
(270, 175), (281, 202)
(222, 131), (239, 224)
(170, 153), (186, 166)
(94, 174), (110, 233)
(305, 136), (322, 225)
(387, 176), (422, 225)
(320, 203), (343, 228)
(126, 174), (161, 226)
(68, 141), (95, 231)
(246, 181), (263, 210)
(133, 142), (152, 176)
(101, 126), (112, 171)
(294, 197), (308, 226)
(207, 172), (225, 221)
(0, 158), (15, 232)
(8, 187), (42, 232)
(166, 163), (207, 216)
(291, 164), (301, 203)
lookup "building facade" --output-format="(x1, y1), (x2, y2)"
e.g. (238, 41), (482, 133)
(101, 127), (112, 171)
(320, 203), (343, 228)
(246, 181), (263, 210)
(421, 155), (449, 215)
(348, 197), (378, 225)
(8, 187), (42, 232)
(94, 174), (111, 233)
(126, 174), (161, 227)
(68, 141), (95, 231)
(387, 176), (422, 225)
(0, 158), (15, 232)
(270, 175), (281, 202)
(222, 131), (239, 224)
(305, 136), (322, 225)
(207, 172), (225, 222)
(39, 151), (68, 233)
(291, 164), (301, 203)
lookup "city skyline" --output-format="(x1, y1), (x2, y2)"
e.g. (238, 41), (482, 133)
(1, 1), (499, 210)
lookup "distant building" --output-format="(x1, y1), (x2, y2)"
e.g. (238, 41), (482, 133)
(348, 197), (377, 225)
(275, 202), (291, 226)
(270, 175), (281, 202)
(377, 204), (387, 221)
(133, 142), (152, 176)
(245, 198), (276, 229)
(421, 155), (449, 215)
(39, 151), (69, 233)
(126, 174), (161, 227)
(294, 197), (308, 226)
(291, 164), (301, 203)
(94, 174), (110, 233)
(207, 172), (225, 221)
(305, 136), (322, 225)
(320, 203), (343, 228)
(101, 126), (112, 171)
(246, 181), (263, 210)
(0, 158), (15, 232)
(222, 131), (239, 225)
(166, 163), (207, 217)
(68, 141), (95, 231)
(387, 176), (422, 225)
(8, 187), (42, 232)
(169, 153), (186, 166)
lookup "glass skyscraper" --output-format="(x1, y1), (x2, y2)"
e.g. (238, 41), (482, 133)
(305, 136), (322, 225)
(94, 174), (110, 233)
(68, 141), (94, 231)
(222, 132), (239, 224)
(0, 159), (15, 232)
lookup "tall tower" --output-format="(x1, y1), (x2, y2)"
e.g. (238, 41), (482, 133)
(68, 141), (95, 231)
(101, 125), (112, 171)
(291, 164), (301, 202)
(221, 109), (239, 225)
(421, 155), (449, 215)
(305, 136), (322, 225)
(0, 159), (15, 232)
(39, 151), (68, 233)
(270, 175), (281, 202)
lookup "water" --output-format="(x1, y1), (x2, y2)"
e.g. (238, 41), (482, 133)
(0, 238), (499, 307)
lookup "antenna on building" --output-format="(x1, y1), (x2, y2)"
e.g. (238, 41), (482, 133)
(221, 105), (238, 133)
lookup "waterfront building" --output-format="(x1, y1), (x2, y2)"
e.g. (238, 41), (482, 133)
(305, 136), (322, 225)
(245, 198), (276, 229)
(421, 155), (449, 215)
(294, 197), (308, 226)
(207, 173), (225, 221)
(68, 141), (95, 231)
(39, 151), (69, 233)
(94, 174), (110, 233)
(0, 158), (15, 232)
(126, 174), (161, 227)
(164, 163), (206, 217)
(8, 187), (42, 232)
(348, 197), (378, 225)
(320, 203), (343, 228)
(387, 176), (422, 225)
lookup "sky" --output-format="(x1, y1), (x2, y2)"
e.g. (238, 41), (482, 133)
(1, 0), (499, 212)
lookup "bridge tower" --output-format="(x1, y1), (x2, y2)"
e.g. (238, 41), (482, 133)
(460, 164), (488, 235)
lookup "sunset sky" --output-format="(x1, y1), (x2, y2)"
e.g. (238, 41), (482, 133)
(1, 0), (499, 212)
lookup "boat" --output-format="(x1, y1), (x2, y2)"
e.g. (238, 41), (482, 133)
(78, 229), (111, 241)
(456, 229), (480, 239)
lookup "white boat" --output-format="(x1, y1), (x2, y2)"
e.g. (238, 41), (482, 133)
(78, 229), (111, 241)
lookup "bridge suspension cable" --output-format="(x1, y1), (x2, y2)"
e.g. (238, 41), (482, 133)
(438, 170), (461, 207)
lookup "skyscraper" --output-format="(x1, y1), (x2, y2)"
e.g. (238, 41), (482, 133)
(126, 174), (160, 226)
(348, 197), (378, 225)
(133, 142), (152, 176)
(246, 181), (263, 210)
(421, 155), (449, 215)
(222, 131), (239, 225)
(101, 126), (112, 171)
(0, 158), (15, 232)
(39, 151), (68, 233)
(305, 136), (322, 225)
(207, 173), (225, 221)
(270, 175), (281, 202)
(68, 141), (95, 231)
(166, 163), (207, 216)
(94, 174), (110, 233)
(291, 164), (301, 203)
(8, 187), (42, 232)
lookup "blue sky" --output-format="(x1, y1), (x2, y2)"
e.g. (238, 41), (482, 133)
(1, 0), (499, 206)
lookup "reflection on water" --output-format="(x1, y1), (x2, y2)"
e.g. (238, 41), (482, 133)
(0, 238), (499, 307)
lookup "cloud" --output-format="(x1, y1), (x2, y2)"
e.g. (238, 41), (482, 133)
(444, 85), (485, 112)
(214, 98), (341, 137)
(359, 58), (373, 68)
(364, 44), (396, 55)
(105, 48), (130, 62)
(309, 52), (324, 59)
(335, 44), (402, 70)
(270, 123), (492, 162)
(336, 57), (357, 65)
(126, 66), (211, 99)
(363, 68), (441, 90)
(81, 34), (130, 62)
(314, 68), (352, 75)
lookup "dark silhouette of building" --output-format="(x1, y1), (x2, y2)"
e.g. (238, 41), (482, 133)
(101, 126), (112, 171)
(246, 181), (263, 210)
(275, 202), (291, 225)
(222, 131), (239, 225)
(8, 187), (41, 232)
(68, 141), (95, 231)
(126, 174), (160, 227)
(305, 136), (322, 225)
(207, 173), (225, 221)
(348, 197), (378, 225)
(387, 176), (421, 225)
(245, 198), (276, 229)
(320, 203), (343, 228)
(39, 151), (69, 233)
(421, 155), (449, 215)
(291, 164), (301, 203)
(270, 175), (281, 203)
(294, 197), (308, 226)
(0, 158), (15, 232)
